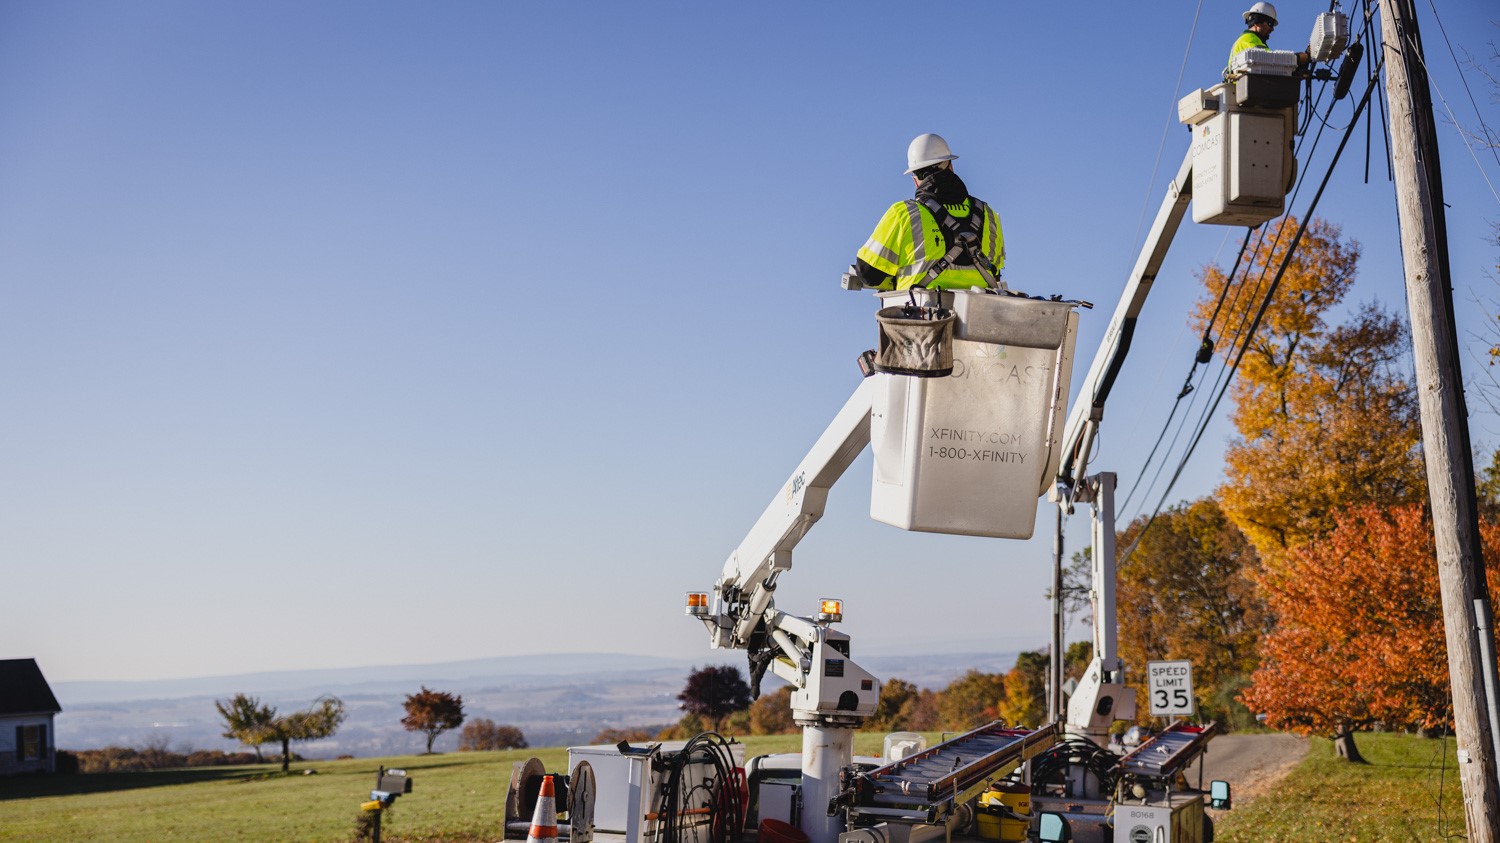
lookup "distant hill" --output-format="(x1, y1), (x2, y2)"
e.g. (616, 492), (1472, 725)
(54, 652), (690, 704)
(51, 650), (1016, 757)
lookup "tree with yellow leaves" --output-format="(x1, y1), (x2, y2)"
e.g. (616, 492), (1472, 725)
(1191, 216), (1426, 558)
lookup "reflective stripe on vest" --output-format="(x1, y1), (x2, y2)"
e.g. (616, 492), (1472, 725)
(973, 199), (996, 261)
(861, 237), (900, 267)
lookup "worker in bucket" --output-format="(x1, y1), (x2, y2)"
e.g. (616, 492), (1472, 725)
(848, 133), (1005, 292)
(1228, 3), (1310, 72)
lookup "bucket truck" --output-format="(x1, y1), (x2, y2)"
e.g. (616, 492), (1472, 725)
(687, 288), (1083, 843)
(549, 17), (1347, 843)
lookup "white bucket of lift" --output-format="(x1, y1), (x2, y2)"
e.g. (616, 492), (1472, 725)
(1184, 81), (1296, 227)
(869, 289), (1079, 539)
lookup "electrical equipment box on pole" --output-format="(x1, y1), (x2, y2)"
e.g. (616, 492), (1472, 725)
(1307, 12), (1350, 63)
(1180, 49), (1300, 227)
(869, 289), (1079, 539)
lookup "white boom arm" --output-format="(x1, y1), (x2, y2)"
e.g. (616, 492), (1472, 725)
(1065, 473), (1137, 739)
(701, 378), (874, 653)
(1053, 151), (1194, 742)
(1054, 150), (1195, 500)
(687, 378), (881, 843)
(688, 378), (880, 728)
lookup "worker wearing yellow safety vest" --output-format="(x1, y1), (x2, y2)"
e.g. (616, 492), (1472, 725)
(850, 134), (1005, 291)
(1228, 3), (1309, 73)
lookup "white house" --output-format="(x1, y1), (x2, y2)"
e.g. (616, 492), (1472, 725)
(0, 658), (62, 774)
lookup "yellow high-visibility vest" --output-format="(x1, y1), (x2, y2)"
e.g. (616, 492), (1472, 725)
(856, 198), (1005, 290)
(1227, 30), (1269, 71)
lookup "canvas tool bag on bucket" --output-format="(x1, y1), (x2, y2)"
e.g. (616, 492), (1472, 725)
(874, 301), (956, 377)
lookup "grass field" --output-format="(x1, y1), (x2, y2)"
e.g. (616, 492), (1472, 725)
(0, 735), (886, 843)
(1212, 731), (1469, 842)
(0, 731), (1474, 842)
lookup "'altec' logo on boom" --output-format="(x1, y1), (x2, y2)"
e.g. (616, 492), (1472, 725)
(785, 472), (806, 504)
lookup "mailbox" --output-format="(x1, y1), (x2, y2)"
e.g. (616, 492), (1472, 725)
(378, 770), (413, 795)
(361, 767), (415, 843)
(367, 768), (413, 808)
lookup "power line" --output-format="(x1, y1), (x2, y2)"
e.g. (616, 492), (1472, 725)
(1417, 0), (1500, 205)
(1425, 0), (1500, 170)
(1119, 228), (1255, 514)
(1120, 75), (1333, 522)
(1119, 51), (1387, 561)
(1126, 0), (1209, 270)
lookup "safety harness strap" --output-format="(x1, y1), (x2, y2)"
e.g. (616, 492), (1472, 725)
(906, 197), (1001, 290)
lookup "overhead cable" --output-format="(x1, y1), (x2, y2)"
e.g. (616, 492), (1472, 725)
(1119, 2), (1391, 525)
(1126, 0), (1210, 269)
(1119, 227), (1255, 514)
(1417, 0), (1500, 205)
(1119, 52), (1386, 561)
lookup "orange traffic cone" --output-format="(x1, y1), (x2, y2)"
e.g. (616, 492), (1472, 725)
(527, 775), (559, 843)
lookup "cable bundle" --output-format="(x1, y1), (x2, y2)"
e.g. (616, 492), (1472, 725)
(653, 732), (745, 843)
(1029, 737), (1120, 800)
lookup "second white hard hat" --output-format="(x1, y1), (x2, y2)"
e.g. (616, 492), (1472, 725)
(1243, 2), (1278, 24)
(905, 133), (958, 174)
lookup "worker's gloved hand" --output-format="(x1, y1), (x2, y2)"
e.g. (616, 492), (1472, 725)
(847, 259), (894, 291)
(843, 261), (893, 290)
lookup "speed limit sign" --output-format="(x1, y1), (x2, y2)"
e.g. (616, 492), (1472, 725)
(1147, 660), (1195, 717)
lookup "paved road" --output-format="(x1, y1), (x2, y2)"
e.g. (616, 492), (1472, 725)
(1187, 732), (1310, 804)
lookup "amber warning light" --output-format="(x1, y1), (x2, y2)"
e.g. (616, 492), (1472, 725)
(817, 598), (843, 623)
(685, 592), (710, 616)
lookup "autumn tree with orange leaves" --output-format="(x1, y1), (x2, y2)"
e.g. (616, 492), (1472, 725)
(865, 678), (937, 732)
(1190, 216), (1426, 558)
(1240, 506), (1500, 761)
(935, 670), (1006, 731)
(1181, 216), (1435, 759)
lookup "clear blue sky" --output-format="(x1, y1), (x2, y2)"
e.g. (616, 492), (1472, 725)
(3, 1), (1498, 683)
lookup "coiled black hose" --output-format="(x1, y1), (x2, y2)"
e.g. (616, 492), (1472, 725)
(653, 732), (745, 843)
(1029, 738), (1119, 799)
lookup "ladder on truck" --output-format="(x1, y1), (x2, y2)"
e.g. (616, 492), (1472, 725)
(837, 722), (1059, 830)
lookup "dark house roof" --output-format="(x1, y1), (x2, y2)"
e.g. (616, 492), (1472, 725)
(0, 659), (62, 716)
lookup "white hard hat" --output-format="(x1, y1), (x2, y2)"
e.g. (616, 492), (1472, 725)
(905, 133), (958, 174)
(1243, 2), (1278, 24)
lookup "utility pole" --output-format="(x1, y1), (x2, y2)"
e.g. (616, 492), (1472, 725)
(1050, 506), (1064, 724)
(1380, 1), (1500, 838)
